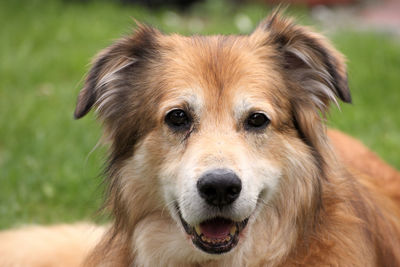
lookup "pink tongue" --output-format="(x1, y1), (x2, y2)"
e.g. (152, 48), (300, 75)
(199, 218), (234, 239)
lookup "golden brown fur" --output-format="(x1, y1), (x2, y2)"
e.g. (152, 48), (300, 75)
(1, 11), (400, 267)
(0, 223), (104, 267)
(77, 12), (400, 266)
(328, 129), (400, 206)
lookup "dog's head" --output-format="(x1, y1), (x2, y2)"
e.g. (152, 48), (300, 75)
(75, 12), (350, 257)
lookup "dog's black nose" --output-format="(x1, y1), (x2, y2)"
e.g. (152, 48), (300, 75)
(197, 169), (242, 207)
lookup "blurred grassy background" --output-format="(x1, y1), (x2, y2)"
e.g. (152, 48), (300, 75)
(0, 0), (399, 229)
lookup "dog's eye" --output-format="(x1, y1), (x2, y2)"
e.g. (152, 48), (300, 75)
(165, 109), (191, 130)
(245, 113), (270, 130)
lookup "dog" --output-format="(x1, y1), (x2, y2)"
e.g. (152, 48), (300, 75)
(1, 10), (400, 267)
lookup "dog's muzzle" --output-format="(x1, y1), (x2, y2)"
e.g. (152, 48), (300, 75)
(177, 169), (249, 254)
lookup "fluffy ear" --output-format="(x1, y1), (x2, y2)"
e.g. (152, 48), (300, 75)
(254, 11), (351, 113)
(74, 24), (160, 119)
(74, 24), (163, 166)
(254, 11), (352, 154)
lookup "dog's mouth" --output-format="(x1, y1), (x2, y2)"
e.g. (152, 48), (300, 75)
(178, 210), (249, 254)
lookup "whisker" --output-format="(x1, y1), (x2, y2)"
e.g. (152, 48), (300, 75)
(160, 199), (177, 217)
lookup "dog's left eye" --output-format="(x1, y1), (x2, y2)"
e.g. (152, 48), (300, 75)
(245, 113), (270, 130)
(165, 109), (191, 130)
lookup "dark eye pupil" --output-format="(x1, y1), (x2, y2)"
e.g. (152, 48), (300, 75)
(247, 113), (269, 129)
(165, 109), (190, 128)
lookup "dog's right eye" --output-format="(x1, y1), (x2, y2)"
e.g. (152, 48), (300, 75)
(245, 112), (270, 131)
(165, 109), (191, 130)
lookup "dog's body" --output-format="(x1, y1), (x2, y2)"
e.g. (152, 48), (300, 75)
(1, 11), (400, 267)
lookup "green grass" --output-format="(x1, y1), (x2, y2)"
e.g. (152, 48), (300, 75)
(329, 32), (400, 167)
(0, 0), (399, 229)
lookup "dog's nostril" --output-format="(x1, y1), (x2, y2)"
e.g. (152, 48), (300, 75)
(197, 169), (242, 207)
(203, 186), (217, 198)
(227, 186), (239, 197)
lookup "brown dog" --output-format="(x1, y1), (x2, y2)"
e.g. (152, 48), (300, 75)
(1, 11), (400, 267)
(74, 11), (400, 266)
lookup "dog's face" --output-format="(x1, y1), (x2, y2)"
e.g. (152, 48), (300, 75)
(154, 37), (289, 254)
(75, 13), (350, 257)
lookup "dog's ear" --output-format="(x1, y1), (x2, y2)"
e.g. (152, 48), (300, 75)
(74, 24), (160, 119)
(254, 11), (351, 113)
(254, 11), (351, 153)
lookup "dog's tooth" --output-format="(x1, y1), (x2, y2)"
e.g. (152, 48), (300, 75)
(230, 225), (237, 235)
(194, 226), (201, 235)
